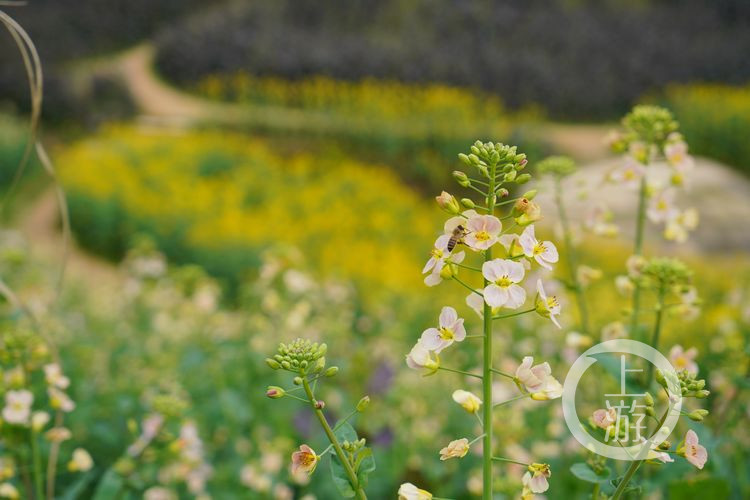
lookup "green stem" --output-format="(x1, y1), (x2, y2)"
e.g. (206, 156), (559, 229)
(438, 366), (483, 379)
(611, 399), (671, 500)
(31, 430), (43, 500)
(628, 176), (648, 339)
(491, 456), (530, 466)
(555, 177), (591, 334)
(646, 284), (666, 385)
(302, 378), (367, 500)
(482, 165), (497, 500)
(493, 393), (531, 408)
(452, 261), (483, 273)
(492, 308), (535, 320)
(452, 275), (483, 296)
(332, 408), (358, 432)
(489, 367), (515, 379)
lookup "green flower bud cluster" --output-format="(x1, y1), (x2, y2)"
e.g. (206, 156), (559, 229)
(640, 258), (692, 288)
(643, 391), (655, 417)
(621, 105), (679, 146)
(655, 368), (709, 399)
(341, 438), (367, 453)
(456, 141), (530, 186)
(150, 393), (189, 418)
(536, 155), (577, 178)
(266, 338), (327, 374)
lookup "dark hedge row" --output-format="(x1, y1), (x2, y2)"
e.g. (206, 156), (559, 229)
(155, 0), (750, 119)
(0, 0), (212, 120)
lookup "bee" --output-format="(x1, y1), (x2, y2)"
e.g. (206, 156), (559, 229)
(447, 224), (469, 252)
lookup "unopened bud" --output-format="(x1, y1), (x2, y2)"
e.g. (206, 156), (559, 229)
(644, 392), (654, 407)
(687, 411), (704, 422)
(497, 188), (509, 198)
(436, 191), (461, 214)
(293, 376), (303, 386)
(504, 170), (517, 182)
(458, 154), (472, 167)
(477, 165), (489, 177)
(439, 263), (455, 280)
(325, 366), (339, 377)
(530, 392), (550, 401)
(453, 170), (471, 187)
(314, 400), (325, 410)
(695, 390), (710, 399)
(356, 396), (370, 412)
(658, 440), (671, 450)
(266, 386), (285, 399)
(694, 379), (705, 390)
(522, 190), (538, 200)
(515, 173), (532, 184)
(265, 358), (281, 370)
(645, 406), (655, 417)
(655, 369), (667, 388)
(460, 198), (475, 208)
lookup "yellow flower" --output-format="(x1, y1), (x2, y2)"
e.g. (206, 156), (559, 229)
(452, 390), (482, 414)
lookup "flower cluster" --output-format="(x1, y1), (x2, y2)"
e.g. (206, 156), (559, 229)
(403, 141), (564, 498)
(604, 106), (698, 243)
(265, 339), (374, 499)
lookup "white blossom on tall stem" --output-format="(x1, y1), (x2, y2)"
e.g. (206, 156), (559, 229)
(2, 390), (33, 425)
(398, 482), (432, 500)
(519, 225), (558, 270)
(405, 342), (439, 375)
(680, 430), (708, 469)
(482, 259), (526, 308)
(419, 306), (466, 353)
(669, 345), (698, 375)
(464, 214), (502, 251)
(647, 189), (678, 224)
(423, 235), (465, 287)
(610, 156), (646, 189)
(515, 357), (561, 397)
(535, 279), (561, 328)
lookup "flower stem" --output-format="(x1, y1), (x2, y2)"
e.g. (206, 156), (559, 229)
(611, 399), (671, 500)
(554, 177), (591, 334)
(493, 393), (531, 408)
(492, 308), (535, 320)
(628, 176), (648, 339)
(31, 430), (43, 500)
(332, 408), (359, 432)
(482, 165), (497, 500)
(301, 377), (367, 500)
(438, 366), (483, 379)
(489, 367), (515, 379)
(452, 275), (483, 296)
(491, 456), (530, 466)
(646, 284), (666, 385)
(452, 261), (483, 273)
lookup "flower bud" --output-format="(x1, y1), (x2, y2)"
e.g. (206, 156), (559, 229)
(356, 396), (370, 412)
(314, 400), (325, 410)
(645, 406), (655, 417)
(644, 392), (654, 407)
(530, 392), (550, 401)
(695, 390), (710, 399)
(658, 440), (671, 450)
(324, 366), (339, 377)
(687, 411), (704, 422)
(515, 173), (532, 184)
(460, 198), (475, 209)
(497, 188), (509, 198)
(477, 165), (489, 177)
(266, 386), (285, 399)
(313, 357), (326, 373)
(439, 263), (455, 280)
(694, 379), (705, 390)
(503, 170), (517, 182)
(293, 376), (303, 385)
(452, 170), (471, 187)
(458, 154), (472, 167)
(281, 361), (291, 370)
(522, 189), (537, 200)
(655, 369), (667, 388)
(436, 191), (461, 214)
(265, 358), (281, 370)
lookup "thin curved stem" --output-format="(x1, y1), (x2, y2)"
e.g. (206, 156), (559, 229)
(438, 366), (483, 379)
(453, 275), (483, 296)
(493, 393), (531, 408)
(302, 378), (367, 500)
(492, 308), (535, 320)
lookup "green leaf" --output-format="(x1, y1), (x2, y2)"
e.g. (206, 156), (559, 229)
(91, 468), (124, 500)
(355, 447), (376, 488)
(570, 463), (610, 484)
(330, 454), (356, 498)
(333, 421), (358, 442)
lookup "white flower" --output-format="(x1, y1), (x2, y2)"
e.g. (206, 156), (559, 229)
(535, 279), (561, 328)
(398, 482), (432, 500)
(592, 408), (617, 429)
(647, 189), (679, 224)
(43, 364), (70, 389)
(610, 156), (645, 189)
(522, 463), (551, 493)
(419, 307), (466, 353)
(681, 429), (708, 469)
(669, 345), (698, 375)
(0, 483), (19, 499)
(664, 139), (694, 173)
(423, 235), (465, 276)
(48, 387), (75, 412)
(464, 214), (502, 251)
(515, 357), (562, 400)
(68, 448), (94, 472)
(615, 275), (634, 296)
(664, 208), (698, 243)
(482, 259), (526, 309)
(31, 411), (50, 432)
(466, 293), (486, 317)
(405, 342), (439, 375)
(439, 438), (470, 460)
(585, 204), (619, 237)
(452, 390), (482, 414)
(519, 225), (559, 270)
(2, 390), (33, 425)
